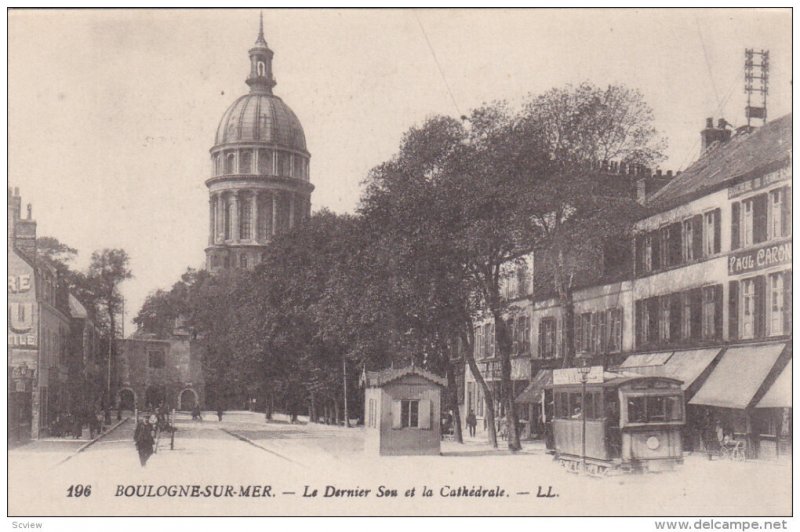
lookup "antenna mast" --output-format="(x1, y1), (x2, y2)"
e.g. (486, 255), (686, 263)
(744, 48), (769, 127)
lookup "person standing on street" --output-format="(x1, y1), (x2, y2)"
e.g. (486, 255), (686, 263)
(217, 406), (224, 422)
(134, 415), (156, 467)
(466, 409), (477, 437)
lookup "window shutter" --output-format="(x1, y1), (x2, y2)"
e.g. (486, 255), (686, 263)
(753, 193), (769, 243)
(575, 315), (583, 353)
(731, 202), (740, 250)
(419, 399), (432, 430)
(648, 298), (659, 344)
(692, 214), (703, 259)
(616, 309), (623, 352)
(669, 222), (683, 265)
(391, 400), (402, 429)
(783, 271), (792, 334)
(728, 281), (739, 340)
(537, 320), (544, 358)
(652, 231), (661, 270)
(555, 317), (563, 358)
(635, 300), (643, 347)
(690, 287), (703, 340)
(713, 209), (722, 254)
(634, 236), (642, 275)
(782, 186), (792, 237)
(714, 284), (723, 339)
(754, 276), (767, 338)
(670, 293), (682, 342)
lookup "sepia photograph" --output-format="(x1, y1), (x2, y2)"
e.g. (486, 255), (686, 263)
(6, 7), (793, 521)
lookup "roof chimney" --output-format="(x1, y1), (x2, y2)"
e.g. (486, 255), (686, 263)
(701, 117), (732, 152)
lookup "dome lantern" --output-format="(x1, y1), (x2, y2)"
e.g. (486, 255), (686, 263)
(246, 12), (276, 95)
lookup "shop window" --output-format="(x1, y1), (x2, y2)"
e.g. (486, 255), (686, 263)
(608, 308), (623, 352)
(643, 234), (653, 272)
(658, 297), (671, 342)
(400, 400), (419, 428)
(740, 278), (756, 339)
(769, 272), (785, 336)
(539, 318), (556, 359)
(682, 219), (694, 262)
(704, 209), (721, 255)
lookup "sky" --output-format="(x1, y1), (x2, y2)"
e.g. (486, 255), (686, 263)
(8, 8), (792, 335)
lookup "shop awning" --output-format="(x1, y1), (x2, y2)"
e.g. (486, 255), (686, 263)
(756, 360), (792, 409)
(689, 343), (787, 410)
(660, 348), (722, 391)
(515, 370), (552, 403)
(620, 351), (673, 368)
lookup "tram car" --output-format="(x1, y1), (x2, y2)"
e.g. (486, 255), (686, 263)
(547, 369), (685, 475)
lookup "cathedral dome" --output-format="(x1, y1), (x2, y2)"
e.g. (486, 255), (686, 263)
(213, 93), (306, 152)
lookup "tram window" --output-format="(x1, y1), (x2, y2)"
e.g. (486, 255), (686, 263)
(649, 396), (667, 422)
(665, 396), (683, 421)
(584, 392), (595, 420)
(570, 393), (583, 418)
(627, 397), (646, 423)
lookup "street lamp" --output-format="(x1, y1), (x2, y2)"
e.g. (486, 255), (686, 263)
(577, 362), (592, 474)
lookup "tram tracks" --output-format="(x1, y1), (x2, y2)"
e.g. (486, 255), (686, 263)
(220, 427), (306, 468)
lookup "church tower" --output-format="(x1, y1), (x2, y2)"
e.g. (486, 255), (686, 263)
(205, 14), (313, 272)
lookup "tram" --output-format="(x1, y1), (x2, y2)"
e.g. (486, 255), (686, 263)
(547, 369), (685, 475)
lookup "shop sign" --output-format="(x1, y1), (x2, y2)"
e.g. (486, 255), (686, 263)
(553, 366), (604, 386)
(728, 241), (792, 275)
(728, 167), (790, 199)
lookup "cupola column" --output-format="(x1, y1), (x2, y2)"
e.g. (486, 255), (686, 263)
(289, 193), (295, 229)
(209, 195), (215, 245)
(231, 191), (240, 242)
(251, 190), (259, 242)
(271, 191), (278, 236)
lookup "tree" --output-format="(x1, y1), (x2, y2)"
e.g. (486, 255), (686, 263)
(36, 236), (77, 276)
(87, 249), (132, 420)
(519, 83), (664, 367)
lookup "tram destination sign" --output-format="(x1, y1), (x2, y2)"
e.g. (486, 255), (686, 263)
(552, 366), (604, 385)
(728, 241), (791, 275)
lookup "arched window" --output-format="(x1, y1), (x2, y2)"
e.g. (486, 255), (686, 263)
(225, 153), (236, 174)
(240, 200), (252, 240)
(224, 199), (231, 240)
(257, 61), (266, 77)
(278, 152), (291, 176)
(258, 149), (272, 175)
(239, 150), (252, 174)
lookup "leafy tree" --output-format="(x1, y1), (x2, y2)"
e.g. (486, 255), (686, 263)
(519, 83), (664, 366)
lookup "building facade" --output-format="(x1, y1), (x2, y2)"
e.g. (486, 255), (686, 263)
(116, 328), (205, 412)
(462, 114), (792, 460)
(8, 188), (90, 442)
(205, 16), (313, 272)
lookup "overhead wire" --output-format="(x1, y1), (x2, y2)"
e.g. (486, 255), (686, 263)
(413, 11), (462, 117)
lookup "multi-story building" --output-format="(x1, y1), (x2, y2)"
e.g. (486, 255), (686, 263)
(8, 187), (77, 442)
(205, 16), (313, 272)
(628, 114), (791, 459)
(462, 114), (791, 460)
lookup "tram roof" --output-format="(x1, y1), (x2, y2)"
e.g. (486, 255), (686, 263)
(546, 373), (683, 389)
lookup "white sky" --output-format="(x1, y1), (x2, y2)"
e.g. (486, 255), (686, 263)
(7, 8), (792, 334)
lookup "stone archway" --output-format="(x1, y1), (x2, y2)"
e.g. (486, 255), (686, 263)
(117, 388), (136, 411)
(179, 388), (199, 411)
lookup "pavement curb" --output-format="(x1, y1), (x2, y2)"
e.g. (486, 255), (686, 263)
(57, 417), (130, 466)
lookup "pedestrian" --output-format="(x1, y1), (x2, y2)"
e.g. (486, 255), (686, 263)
(134, 415), (156, 467)
(466, 409), (477, 437)
(217, 406), (224, 422)
(192, 404), (202, 421)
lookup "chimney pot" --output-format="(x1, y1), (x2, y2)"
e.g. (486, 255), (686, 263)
(718, 118), (727, 129)
(706, 118), (714, 128)
(666, 170), (673, 177)
(656, 169), (663, 177)
(27, 204), (32, 219)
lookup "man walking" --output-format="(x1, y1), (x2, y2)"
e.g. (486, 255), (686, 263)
(134, 415), (156, 467)
(466, 409), (477, 437)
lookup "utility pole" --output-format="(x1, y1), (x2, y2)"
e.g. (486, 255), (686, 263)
(343, 355), (349, 428)
(745, 48), (769, 127)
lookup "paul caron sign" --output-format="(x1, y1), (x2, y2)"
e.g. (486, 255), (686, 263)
(728, 241), (792, 275)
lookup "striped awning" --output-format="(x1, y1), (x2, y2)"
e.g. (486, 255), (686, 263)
(756, 360), (792, 409)
(515, 370), (552, 403)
